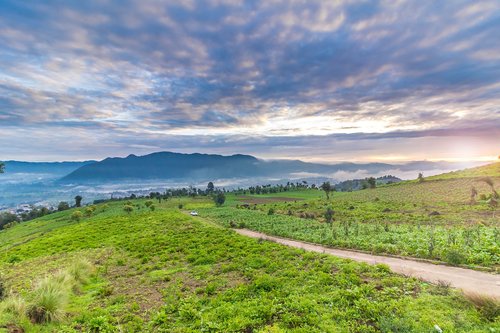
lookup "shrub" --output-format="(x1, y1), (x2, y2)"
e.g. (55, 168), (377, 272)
(178, 204), (183, 209)
(145, 200), (154, 208)
(27, 276), (70, 323)
(71, 211), (83, 222)
(324, 207), (334, 224)
(85, 206), (96, 217)
(214, 192), (226, 207)
(267, 208), (275, 215)
(123, 205), (134, 214)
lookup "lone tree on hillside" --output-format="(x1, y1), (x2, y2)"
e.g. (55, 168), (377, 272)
(206, 182), (215, 195)
(367, 177), (376, 189)
(75, 195), (83, 207)
(417, 173), (425, 183)
(320, 181), (333, 200)
(214, 192), (226, 207)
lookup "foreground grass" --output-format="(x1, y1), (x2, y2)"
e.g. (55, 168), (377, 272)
(0, 201), (498, 332)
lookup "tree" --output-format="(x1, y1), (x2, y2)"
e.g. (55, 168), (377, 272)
(366, 177), (376, 189)
(206, 182), (215, 195)
(74, 195), (82, 207)
(320, 181), (333, 200)
(58, 202), (70, 211)
(417, 173), (425, 183)
(0, 161), (4, 173)
(214, 192), (226, 207)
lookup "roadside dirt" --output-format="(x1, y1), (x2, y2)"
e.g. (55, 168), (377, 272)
(234, 228), (500, 298)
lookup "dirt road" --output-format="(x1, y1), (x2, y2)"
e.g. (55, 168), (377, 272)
(234, 228), (500, 298)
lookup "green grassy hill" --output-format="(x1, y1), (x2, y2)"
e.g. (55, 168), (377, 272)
(427, 161), (500, 180)
(1, 199), (498, 332)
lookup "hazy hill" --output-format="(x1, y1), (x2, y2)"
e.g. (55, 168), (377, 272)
(60, 151), (485, 183)
(3, 160), (95, 175)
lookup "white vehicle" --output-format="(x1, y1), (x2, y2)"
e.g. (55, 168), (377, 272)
(190, 211), (199, 216)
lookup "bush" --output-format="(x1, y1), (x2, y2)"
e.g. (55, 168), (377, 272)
(85, 206), (96, 217)
(123, 205), (134, 214)
(214, 192), (226, 207)
(71, 211), (83, 222)
(267, 208), (275, 215)
(178, 204), (183, 209)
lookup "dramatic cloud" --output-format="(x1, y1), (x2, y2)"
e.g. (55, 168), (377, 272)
(0, 0), (499, 161)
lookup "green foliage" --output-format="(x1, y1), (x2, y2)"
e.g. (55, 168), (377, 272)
(320, 181), (333, 199)
(85, 206), (96, 217)
(0, 161), (4, 173)
(71, 210), (83, 222)
(75, 195), (83, 207)
(214, 192), (226, 207)
(58, 201), (70, 211)
(324, 207), (334, 224)
(123, 205), (134, 214)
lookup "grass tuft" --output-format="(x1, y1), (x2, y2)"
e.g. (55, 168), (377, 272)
(464, 293), (500, 321)
(27, 275), (70, 323)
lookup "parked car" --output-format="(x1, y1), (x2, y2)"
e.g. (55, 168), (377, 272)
(190, 211), (198, 216)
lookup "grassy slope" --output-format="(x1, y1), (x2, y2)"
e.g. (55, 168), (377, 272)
(0, 200), (498, 332)
(427, 162), (500, 180)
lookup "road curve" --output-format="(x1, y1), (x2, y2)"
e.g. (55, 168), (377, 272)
(234, 228), (500, 298)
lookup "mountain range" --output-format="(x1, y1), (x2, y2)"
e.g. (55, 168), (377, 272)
(50, 151), (485, 183)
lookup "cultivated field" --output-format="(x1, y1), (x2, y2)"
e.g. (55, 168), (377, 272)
(203, 164), (500, 270)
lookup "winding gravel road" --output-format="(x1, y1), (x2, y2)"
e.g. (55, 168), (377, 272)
(234, 228), (500, 298)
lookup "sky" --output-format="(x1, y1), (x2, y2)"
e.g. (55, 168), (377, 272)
(0, 0), (499, 163)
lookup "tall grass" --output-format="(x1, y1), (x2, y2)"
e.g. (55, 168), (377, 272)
(465, 293), (500, 322)
(0, 295), (27, 318)
(27, 275), (70, 323)
(0, 258), (94, 325)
